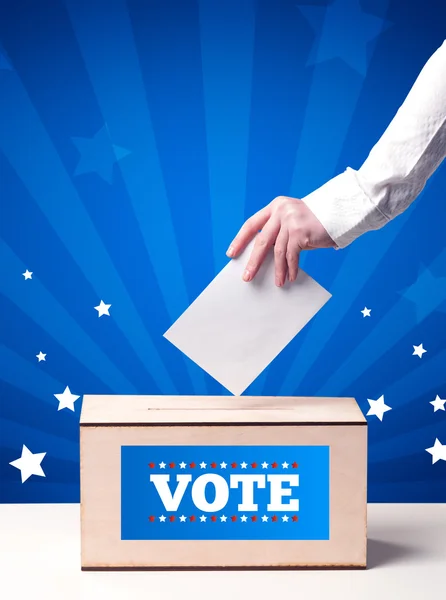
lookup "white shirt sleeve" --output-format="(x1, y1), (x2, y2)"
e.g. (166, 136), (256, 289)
(301, 39), (446, 248)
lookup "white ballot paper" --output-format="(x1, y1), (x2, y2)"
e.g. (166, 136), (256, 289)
(164, 240), (331, 395)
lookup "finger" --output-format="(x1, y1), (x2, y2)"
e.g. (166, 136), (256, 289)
(243, 218), (280, 281)
(287, 237), (302, 282)
(226, 207), (271, 258)
(274, 227), (289, 287)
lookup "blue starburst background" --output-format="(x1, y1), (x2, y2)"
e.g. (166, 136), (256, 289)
(1, 0), (445, 503)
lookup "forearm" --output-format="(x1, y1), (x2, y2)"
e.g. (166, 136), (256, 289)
(301, 39), (446, 248)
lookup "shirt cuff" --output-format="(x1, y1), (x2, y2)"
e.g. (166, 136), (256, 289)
(300, 167), (391, 248)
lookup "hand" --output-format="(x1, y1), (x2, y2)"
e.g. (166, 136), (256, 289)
(226, 196), (334, 286)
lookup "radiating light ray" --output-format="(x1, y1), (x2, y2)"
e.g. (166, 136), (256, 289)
(317, 248), (446, 395)
(369, 418), (446, 464)
(263, 3), (395, 396)
(198, 0), (255, 273)
(64, 0), (206, 394)
(292, 0), (389, 267)
(290, 63), (364, 202)
(278, 206), (413, 395)
(0, 68), (176, 394)
(0, 344), (67, 406)
(0, 417), (79, 463)
(0, 240), (136, 393)
(243, 0), (314, 222)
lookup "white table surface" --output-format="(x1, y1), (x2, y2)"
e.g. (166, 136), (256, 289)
(0, 503), (444, 600)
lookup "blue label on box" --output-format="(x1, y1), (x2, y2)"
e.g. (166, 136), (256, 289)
(121, 445), (329, 540)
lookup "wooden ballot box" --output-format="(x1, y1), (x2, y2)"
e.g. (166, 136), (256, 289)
(80, 395), (367, 570)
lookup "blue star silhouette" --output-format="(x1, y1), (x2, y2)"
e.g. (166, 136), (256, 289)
(72, 125), (130, 184)
(399, 265), (446, 323)
(298, 0), (390, 76)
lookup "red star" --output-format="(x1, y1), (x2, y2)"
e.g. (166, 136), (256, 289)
(211, 515), (217, 522)
(148, 515), (155, 522)
(169, 462), (175, 468)
(271, 462), (278, 468)
(272, 515), (278, 522)
(211, 462), (217, 468)
(169, 515), (175, 522)
(189, 462), (196, 468)
(148, 462), (155, 469)
(190, 515), (196, 522)
(292, 515), (299, 522)
(231, 462), (237, 468)
(251, 462), (257, 468)
(292, 462), (299, 469)
(231, 515), (237, 522)
(251, 515), (257, 522)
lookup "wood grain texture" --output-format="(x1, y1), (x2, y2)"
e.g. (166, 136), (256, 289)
(80, 395), (366, 425)
(80, 419), (367, 569)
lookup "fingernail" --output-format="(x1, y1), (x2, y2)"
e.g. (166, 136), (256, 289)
(276, 278), (282, 287)
(226, 245), (234, 257)
(243, 270), (251, 282)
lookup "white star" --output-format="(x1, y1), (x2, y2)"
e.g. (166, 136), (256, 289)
(159, 462), (166, 469)
(261, 515), (269, 522)
(366, 395), (392, 421)
(54, 386), (80, 412)
(361, 307), (371, 317)
(22, 270), (33, 280)
(413, 343), (427, 358)
(220, 515), (227, 522)
(282, 515), (289, 522)
(261, 461), (268, 469)
(94, 300), (111, 317)
(200, 515), (207, 522)
(36, 352), (46, 362)
(430, 395), (446, 412)
(240, 462), (248, 469)
(425, 438), (446, 464)
(159, 515), (166, 522)
(282, 462), (289, 469)
(179, 515), (187, 522)
(220, 461), (227, 469)
(9, 445), (46, 483)
(240, 515), (248, 522)
(200, 461), (207, 469)
(179, 461), (187, 469)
